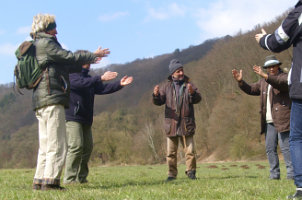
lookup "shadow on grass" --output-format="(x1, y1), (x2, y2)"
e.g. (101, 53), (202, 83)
(81, 179), (167, 190)
(79, 175), (259, 190)
(197, 175), (259, 180)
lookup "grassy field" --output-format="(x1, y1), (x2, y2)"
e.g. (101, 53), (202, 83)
(0, 161), (296, 200)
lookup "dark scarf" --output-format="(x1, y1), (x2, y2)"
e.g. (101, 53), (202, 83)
(172, 77), (185, 116)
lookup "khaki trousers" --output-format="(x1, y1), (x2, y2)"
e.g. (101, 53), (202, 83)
(33, 105), (67, 185)
(64, 121), (93, 184)
(167, 135), (196, 178)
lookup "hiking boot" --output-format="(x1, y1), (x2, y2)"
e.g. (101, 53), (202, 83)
(41, 184), (66, 191)
(166, 176), (176, 182)
(32, 183), (41, 190)
(288, 190), (302, 199)
(186, 170), (197, 180)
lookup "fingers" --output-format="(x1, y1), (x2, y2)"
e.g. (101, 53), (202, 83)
(154, 85), (159, 95)
(120, 76), (133, 86)
(261, 28), (267, 34)
(231, 69), (242, 82)
(101, 71), (118, 81)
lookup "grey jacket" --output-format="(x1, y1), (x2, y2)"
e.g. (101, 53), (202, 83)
(32, 32), (97, 110)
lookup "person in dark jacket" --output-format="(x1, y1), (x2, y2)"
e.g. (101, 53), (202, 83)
(30, 14), (109, 191)
(232, 55), (293, 181)
(152, 59), (201, 181)
(255, 1), (302, 198)
(64, 53), (133, 184)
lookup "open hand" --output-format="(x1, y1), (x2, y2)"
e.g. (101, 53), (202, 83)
(101, 71), (118, 81)
(255, 28), (267, 43)
(253, 65), (267, 79)
(94, 46), (110, 57)
(120, 76), (133, 86)
(232, 69), (243, 82)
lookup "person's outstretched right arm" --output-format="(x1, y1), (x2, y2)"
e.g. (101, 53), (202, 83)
(232, 69), (261, 96)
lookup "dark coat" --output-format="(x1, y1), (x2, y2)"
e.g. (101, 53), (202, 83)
(152, 76), (202, 137)
(239, 72), (291, 134)
(65, 69), (123, 125)
(33, 32), (97, 110)
(259, 1), (302, 100)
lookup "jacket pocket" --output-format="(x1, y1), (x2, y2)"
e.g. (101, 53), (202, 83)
(184, 117), (196, 135)
(164, 118), (172, 135)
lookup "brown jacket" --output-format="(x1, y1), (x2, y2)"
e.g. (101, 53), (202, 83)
(153, 76), (202, 137)
(239, 72), (291, 134)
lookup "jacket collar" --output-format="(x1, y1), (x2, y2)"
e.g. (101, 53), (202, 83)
(34, 32), (57, 41)
(81, 68), (90, 76)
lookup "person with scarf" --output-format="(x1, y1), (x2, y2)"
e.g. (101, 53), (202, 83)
(152, 59), (201, 181)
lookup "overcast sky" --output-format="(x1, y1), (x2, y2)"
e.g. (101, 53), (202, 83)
(0, 0), (295, 84)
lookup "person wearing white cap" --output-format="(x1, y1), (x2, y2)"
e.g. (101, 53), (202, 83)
(232, 55), (293, 181)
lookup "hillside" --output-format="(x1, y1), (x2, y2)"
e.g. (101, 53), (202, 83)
(0, 13), (293, 168)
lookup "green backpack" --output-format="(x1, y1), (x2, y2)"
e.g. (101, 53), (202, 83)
(14, 40), (44, 91)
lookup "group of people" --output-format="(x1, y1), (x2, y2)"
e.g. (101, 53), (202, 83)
(30, 14), (133, 190)
(27, 0), (302, 198)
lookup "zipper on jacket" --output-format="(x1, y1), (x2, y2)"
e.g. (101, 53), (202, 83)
(45, 67), (50, 95)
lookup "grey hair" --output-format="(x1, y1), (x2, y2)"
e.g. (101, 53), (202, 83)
(30, 13), (56, 35)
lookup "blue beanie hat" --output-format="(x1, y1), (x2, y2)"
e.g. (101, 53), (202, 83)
(169, 59), (183, 75)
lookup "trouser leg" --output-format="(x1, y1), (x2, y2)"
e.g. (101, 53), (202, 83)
(64, 121), (83, 184)
(78, 124), (93, 183)
(265, 123), (280, 179)
(167, 137), (178, 178)
(180, 135), (196, 172)
(290, 100), (302, 187)
(279, 131), (294, 179)
(43, 105), (67, 185)
(33, 109), (47, 185)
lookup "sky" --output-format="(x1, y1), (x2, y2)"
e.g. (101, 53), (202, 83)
(0, 0), (295, 84)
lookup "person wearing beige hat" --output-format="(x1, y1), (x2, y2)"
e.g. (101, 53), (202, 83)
(232, 55), (293, 181)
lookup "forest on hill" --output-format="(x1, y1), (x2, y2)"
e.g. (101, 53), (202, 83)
(0, 12), (292, 168)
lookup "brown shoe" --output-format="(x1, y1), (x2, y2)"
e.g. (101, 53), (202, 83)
(32, 183), (41, 190)
(41, 184), (66, 191)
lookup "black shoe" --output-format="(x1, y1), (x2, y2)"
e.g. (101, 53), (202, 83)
(166, 176), (176, 182)
(186, 170), (197, 180)
(41, 184), (66, 191)
(287, 190), (302, 199)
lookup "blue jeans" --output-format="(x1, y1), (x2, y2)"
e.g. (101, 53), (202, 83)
(265, 123), (293, 179)
(290, 99), (302, 187)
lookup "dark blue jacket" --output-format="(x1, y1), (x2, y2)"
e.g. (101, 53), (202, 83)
(65, 68), (123, 125)
(259, 0), (302, 100)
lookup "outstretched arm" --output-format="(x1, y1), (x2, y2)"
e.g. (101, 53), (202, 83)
(255, 6), (302, 53)
(232, 68), (261, 96)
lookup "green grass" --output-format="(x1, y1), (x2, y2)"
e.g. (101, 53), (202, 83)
(0, 161), (296, 200)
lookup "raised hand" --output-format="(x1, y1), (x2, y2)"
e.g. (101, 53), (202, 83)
(101, 71), (118, 81)
(255, 28), (267, 43)
(153, 85), (159, 96)
(94, 47), (110, 58)
(253, 65), (267, 79)
(187, 83), (194, 95)
(232, 69), (243, 82)
(120, 76), (133, 86)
